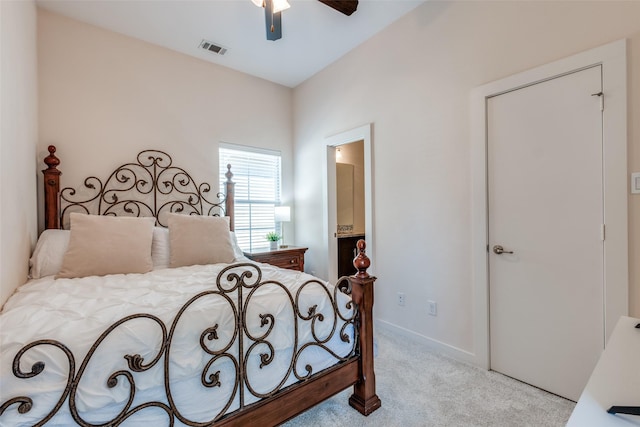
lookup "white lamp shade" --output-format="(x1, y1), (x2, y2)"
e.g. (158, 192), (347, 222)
(272, 0), (290, 13)
(274, 206), (291, 222)
(252, 0), (289, 12)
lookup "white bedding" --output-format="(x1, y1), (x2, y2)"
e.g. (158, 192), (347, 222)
(0, 262), (354, 426)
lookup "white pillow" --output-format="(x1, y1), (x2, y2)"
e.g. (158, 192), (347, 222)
(151, 227), (171, 269)
(57, 213), (155, 279)
(229, 231), (246, 261)
(29, 229), (71, 279)
(168, 214), (235, 268)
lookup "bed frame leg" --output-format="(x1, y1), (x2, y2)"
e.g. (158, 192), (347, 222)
(348, 240), (381, 415)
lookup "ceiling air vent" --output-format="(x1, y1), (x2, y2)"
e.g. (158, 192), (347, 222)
(199, 39), (227, 56)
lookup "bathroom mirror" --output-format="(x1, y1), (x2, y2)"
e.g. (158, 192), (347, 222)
(336, 162), (354, 232)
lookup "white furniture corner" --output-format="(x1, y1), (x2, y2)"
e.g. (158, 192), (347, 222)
(567, 316), (640, 426)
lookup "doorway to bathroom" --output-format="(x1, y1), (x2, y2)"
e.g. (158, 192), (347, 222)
(324, 123), (374, 283)
(336, 141), (365, 277)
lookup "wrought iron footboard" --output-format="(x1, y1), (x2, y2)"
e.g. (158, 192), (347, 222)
(0, 263), (359, 426)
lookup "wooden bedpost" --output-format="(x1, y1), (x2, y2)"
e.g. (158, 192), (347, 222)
(225, 164), (235, 232)
(348, 240), (382, 415)
(42, 145), (61, 229)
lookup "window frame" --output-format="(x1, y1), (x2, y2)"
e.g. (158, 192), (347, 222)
(219, 143), (282, 252)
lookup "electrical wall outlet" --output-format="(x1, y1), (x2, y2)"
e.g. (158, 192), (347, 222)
(632, 172), (640, 194)
(397, 292), (406, 306)
(428, 300), (437, 316)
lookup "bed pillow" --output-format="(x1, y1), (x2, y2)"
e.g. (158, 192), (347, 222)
(29, 229), (71, 279)
(57, 213), (155, 279)
(230, 231), (246, 261)
(168, 213), (235, 268)
(151, 226), (171, 269)
(151, 225), (243, 269)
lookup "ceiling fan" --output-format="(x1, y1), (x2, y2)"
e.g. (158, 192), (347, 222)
(252, 0), (358, 41)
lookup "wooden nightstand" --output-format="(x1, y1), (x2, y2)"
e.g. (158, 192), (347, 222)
(243, 246), (308, 272)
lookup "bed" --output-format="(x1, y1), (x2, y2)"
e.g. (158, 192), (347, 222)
(0, 146), (380, 426)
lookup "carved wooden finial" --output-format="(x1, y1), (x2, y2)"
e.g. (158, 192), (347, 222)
(44, 145), (60, 170)
(353, 239), (370, 278)
(225, 164), (233, 183)
(224, 164), (235, 232)
(42, 145), (61, 229)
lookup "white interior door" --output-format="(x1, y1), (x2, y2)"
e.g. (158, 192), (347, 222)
(326, 145), (338, 282)
(488, 65), (604, 401)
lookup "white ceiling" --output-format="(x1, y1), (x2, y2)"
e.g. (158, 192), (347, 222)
(36, 0), (425, 88)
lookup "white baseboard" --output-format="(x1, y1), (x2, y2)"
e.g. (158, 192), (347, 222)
(375, 319), (481, 367)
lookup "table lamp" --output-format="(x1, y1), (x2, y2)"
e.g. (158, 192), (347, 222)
(274, 206), (291, 248)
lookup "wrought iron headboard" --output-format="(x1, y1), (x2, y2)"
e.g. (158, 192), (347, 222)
(42, 145), (235, 230)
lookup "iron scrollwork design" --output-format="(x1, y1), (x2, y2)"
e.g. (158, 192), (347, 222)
(59, 150), (227, 228)
(0, 264), (358, 426)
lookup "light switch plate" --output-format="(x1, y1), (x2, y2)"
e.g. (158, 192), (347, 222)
(632, 172), (640, 194)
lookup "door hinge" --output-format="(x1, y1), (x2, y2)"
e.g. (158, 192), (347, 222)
(601, 224), (606, 241)
(591, 91), (604, 111)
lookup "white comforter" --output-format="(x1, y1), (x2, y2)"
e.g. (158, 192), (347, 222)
(0, 262), (354, 426)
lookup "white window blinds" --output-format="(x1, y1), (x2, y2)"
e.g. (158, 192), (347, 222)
(219, 144), (281, 252)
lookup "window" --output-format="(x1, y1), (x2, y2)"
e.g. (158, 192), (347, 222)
(219, 143), (282, 252)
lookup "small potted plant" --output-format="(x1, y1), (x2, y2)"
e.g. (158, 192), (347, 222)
(265, 231), (281, 250)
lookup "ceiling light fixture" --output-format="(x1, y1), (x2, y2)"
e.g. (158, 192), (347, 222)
(252, 0), (290, 41)
(273, 0), (291, 13)
(253, 0), (358, 41)
(252, 0), (290, 13)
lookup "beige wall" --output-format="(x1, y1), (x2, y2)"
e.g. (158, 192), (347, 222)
(1, 0), (39, 306)
(293, 1), (640, 357)
(37, 9), (293, 233)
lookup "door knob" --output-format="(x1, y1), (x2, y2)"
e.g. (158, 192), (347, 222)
(493, 245), (514, 255)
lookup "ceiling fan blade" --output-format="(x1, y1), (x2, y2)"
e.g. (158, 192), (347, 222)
(318, 0), (358, 16)
(264, 0), (282, 41)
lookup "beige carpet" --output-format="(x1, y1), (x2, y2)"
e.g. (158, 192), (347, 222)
(283, 326), (575, 427)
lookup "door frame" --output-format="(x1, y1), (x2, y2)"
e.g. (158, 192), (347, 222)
(323, 123), (374, 283)
(470, 39), (628, 369)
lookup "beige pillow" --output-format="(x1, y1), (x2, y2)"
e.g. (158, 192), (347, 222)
(168, 214), (235, 268)
(57, 213), (155, 279)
